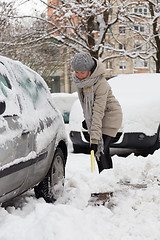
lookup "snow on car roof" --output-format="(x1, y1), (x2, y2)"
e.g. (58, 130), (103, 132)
(0, 55), (67, 153)
(109, 73), (160, 135)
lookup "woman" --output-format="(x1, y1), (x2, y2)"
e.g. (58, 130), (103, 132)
(71, 51), (122, 173)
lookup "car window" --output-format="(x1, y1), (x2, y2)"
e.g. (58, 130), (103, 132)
(0, 70), (11, 97)
(9, 61), (58, 132)
(0, 63), (20, 117)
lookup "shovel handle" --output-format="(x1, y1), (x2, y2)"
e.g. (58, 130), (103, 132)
(91, 150), (95, 172)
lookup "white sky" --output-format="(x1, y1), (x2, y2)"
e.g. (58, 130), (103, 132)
(6, 0), (47, 15)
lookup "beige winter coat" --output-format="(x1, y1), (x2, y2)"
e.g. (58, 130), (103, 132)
(89, 60), (122, 144)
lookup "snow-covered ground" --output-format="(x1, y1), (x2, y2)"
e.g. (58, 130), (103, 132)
(0, 124), (160, 240)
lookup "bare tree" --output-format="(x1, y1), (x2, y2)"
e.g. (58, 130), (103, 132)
(3, 0), (160, 75)
(0, 1), (61, 81)
(105, 0), (160, 73)
(36, 0), (120, 59)
(43, 0), (160, 72)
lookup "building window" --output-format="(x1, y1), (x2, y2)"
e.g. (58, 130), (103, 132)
(144, 61), (148, 68)
(134, 59), (148, 68)
(134, 25), (145, 32)
(119, 43), (126, 50)
(134, 26), (138, 31)
(133, 7), (148, 16)
(119, 26), (125, 34)
(134, 8), (138, 14)
(140, 26), (144, 32)
(144, 8), (147, 15)
(106, 61), (113, 70)
(119, 61), (126, 70)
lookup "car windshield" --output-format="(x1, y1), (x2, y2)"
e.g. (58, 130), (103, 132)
(0, 63), (21, 117)
(0, 72), (11, 98)
(12, 63), (49, 110)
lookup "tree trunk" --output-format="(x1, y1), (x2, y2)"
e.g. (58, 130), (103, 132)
(156, 51), (160, 73)
(149, 2), (160, 73)
(87, 16), (95, 50)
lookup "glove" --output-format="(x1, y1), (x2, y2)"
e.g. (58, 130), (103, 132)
(90, 144), (98, 154)
(82, 120), (88, 130)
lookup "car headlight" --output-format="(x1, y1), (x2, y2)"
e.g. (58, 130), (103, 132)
(138, 133), (145, 141)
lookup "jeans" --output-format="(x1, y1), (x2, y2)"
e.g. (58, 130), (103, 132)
(96, 134), (114, 173)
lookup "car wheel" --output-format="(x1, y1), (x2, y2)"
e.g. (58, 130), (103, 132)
(34, 148), (65, 203)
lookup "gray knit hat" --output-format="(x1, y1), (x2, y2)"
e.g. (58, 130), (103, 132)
(71, 51), (95, 71)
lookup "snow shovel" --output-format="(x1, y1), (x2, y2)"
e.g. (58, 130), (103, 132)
(90, 149), (95, 172)
(90, 138), (95, 172)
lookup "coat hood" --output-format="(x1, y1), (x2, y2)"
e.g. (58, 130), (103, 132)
(90, 58), (106, 78)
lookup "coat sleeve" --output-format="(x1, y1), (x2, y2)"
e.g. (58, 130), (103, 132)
(90, 78), (110, 144)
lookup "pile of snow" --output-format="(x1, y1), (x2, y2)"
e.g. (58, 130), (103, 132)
(0, 126), (160, 239)
(1, 76), (160, 239)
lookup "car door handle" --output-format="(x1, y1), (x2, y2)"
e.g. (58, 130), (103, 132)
(22, 130), (30, 135)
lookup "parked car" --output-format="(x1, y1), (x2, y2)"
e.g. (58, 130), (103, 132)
(69, 73), (160, 156)
(52, 92), (78, 123)
(0, 55), (68, 204)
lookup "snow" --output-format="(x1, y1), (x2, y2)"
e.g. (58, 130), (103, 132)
(69, 98), (84, 131)
(1, 73), (160, 239)
(109, 73), (160, 135)
(0, 124), (160, 240)
(0, 55), (67, 165)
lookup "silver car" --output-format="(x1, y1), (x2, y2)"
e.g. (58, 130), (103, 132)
(0, 55), (68, 204)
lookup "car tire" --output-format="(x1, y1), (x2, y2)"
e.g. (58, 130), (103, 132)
(34, 148), (65, 203)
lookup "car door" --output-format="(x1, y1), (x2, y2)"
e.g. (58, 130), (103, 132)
(15, 67), (59, 182)
(8, 62), (55, 185)
(0, 62), (33, 197)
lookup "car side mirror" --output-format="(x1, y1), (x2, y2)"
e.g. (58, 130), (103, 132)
(0, 101), (6, 115)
